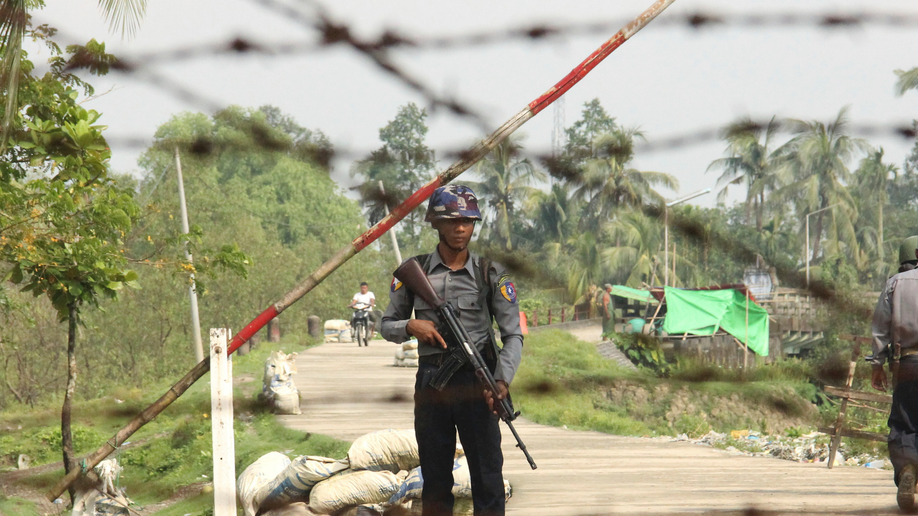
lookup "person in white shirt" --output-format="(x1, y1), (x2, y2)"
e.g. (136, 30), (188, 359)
(348, 282), (376, 310)
(348, 282), (376, 335)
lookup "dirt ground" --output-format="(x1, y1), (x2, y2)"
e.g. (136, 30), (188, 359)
(279, 332), (902, 516)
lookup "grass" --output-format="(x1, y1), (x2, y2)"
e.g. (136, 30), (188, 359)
(0, 334), (349, 515)
(514, 329), (822, 438)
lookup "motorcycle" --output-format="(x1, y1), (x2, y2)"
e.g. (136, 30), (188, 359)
(351, 303), (372, 347)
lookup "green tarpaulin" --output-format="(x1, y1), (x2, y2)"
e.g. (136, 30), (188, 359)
(610, 285), (657, 304)
(661, 287), (769, 356)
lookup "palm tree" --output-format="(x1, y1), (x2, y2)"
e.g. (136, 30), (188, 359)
(895, 67), (918, 96)
(603, 210), (668, 288)
(576, 128), (677, 230)
(1, 0), (147, 148)
(474, 136), (545, 250)
(526, 182), (577, 246)
(853, 148), (896, 261)
(772, 107), (869, 264)
(565, 232), (605, 300)
(707, 117), (782, 231)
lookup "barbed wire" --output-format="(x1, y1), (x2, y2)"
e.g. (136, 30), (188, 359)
(76, 9), (918, 71)
(105, 121), (918, 162)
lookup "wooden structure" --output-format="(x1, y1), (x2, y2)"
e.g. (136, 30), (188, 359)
(819, 334), (892, 469)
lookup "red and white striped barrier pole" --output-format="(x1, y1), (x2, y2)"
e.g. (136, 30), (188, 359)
(48, 0), (676, 500)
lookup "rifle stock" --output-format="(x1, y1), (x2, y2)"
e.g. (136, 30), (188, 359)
(393, 257), (537, 469)
(394, 258), (444, 309)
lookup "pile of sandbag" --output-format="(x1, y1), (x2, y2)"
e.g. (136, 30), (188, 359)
(71, 459), (134, 516)
(324, 320), (352, 343)
(261, 350), (301, 415)
(238, 429), (510, 515)
(393, 339), (419, 367)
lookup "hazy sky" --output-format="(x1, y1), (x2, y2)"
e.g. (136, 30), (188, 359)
(30, 0), (918, 208)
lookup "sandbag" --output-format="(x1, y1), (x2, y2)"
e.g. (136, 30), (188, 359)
(263, 351), (301, 415)
(308, 470), (400, 515)
(386, 466), (423, 505)
(403, 349), (419, 359)
(324, 320), (350, 331)
(348, 429), (419, 472)
(386, 457), (511, 505)
(237, 452), (292, 516)
(255, 455), (349, 511)
(394, 348), (405, 360)
(274, 392), (301, 415)
(397, 358), (419, 368)
(402, 339), (419, 351)
(339, 328), (352, 343)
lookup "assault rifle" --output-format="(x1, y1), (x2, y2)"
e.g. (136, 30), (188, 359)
(394, 257), (537, 470)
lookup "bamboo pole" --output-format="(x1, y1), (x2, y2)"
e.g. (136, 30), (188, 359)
(46, 0), (677, 501)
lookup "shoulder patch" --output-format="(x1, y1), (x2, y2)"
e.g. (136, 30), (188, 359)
(499, 279), (517, 304)
(390, 277), (403, 292)
(496, 272), (511, 286)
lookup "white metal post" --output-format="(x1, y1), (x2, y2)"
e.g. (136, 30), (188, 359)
(175, 147), (204, 363)
(210, 328), (236, 516)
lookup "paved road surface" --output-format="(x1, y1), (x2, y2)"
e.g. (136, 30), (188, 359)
(279, 335), (898, 515)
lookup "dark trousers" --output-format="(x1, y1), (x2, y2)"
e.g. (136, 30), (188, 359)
(415, 361), (505, 516)
(889, 362), (918, 485)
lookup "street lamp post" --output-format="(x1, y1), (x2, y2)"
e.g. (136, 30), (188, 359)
(664, 188), (711, 286)
(805, 203), (840, 288)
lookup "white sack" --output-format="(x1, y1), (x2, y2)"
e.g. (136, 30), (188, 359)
(308, 470), (400, 515)
(254, 455), (349, 510)
(347, 429), (419, 472)
(237, 452), (292, 516)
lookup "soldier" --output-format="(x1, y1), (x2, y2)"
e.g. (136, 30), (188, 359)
(380, 185), (523, 516)
(871, 235), (918, 512)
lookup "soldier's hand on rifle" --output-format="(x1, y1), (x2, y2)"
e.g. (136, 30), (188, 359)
(872, 364), (888, 392)
(406, 320), (448, 349)
(483, 380), (509, 416)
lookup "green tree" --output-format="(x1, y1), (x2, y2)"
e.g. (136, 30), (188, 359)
(351, 103), (436, 251)
(895, 67), (918, 97)
(578, 128), (677, 231)
(1, 0), (146, 148)
(0, 28), (140, 500)
(852, 148), (897, 277)
(772, 108), (868, 265)
(604, 210), (667, 287)
(473, 136), (544, 251)
(563, 98), (618, 164)
(708, 117), (782, 231)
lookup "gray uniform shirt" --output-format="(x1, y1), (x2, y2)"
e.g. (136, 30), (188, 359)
(380, 249), (524, 384)
(871, 268), (918, 366)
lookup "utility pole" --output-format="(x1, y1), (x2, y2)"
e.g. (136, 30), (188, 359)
(379, 181), (403, 266)
(175, 147), (205, 363)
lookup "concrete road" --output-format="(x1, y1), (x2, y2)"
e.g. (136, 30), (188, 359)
(278, 337), (898, 515)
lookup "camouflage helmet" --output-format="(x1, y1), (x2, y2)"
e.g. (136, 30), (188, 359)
(425, 185), (482, 222)
(899, 236), (918, 264)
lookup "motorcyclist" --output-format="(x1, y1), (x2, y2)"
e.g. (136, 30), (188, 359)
(348, 282), (377, 336)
